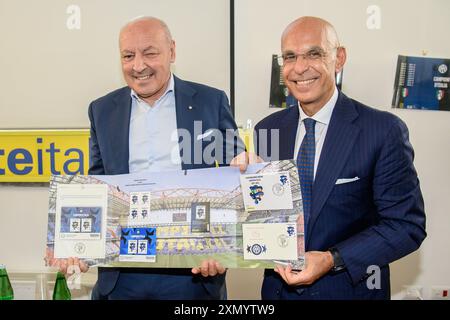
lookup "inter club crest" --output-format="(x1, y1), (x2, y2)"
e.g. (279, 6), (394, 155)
(246, 243), (267, 255)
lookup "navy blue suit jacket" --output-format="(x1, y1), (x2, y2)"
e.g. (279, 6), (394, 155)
(88, 76), (242, 299)
(255, 92), (426, 299)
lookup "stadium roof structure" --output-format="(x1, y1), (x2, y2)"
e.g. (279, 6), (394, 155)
(150, 188), (243, 210)
(149, 160), (300, 211)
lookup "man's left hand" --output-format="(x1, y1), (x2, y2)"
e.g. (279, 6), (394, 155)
(192, 259), (227, 277)
(274, 251), (334, 286)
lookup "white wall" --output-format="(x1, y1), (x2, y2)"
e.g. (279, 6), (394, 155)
(0, 0), (230, 129)
(235, 0), (450, 299)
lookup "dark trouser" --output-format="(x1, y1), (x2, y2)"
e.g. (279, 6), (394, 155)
(92, 268), (226, 300)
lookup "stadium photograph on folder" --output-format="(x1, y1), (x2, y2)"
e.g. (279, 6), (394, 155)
(3, 0), (450, 303)
(45, 160), (305, 270)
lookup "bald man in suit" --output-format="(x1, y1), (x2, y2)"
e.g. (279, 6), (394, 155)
(253, 16), (426, 300)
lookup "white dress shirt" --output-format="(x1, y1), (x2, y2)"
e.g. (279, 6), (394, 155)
(294, 87), (338, 180)
(128, 74), (182, 173)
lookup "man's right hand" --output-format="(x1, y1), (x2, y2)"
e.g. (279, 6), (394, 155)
(230, 151), (264, 173)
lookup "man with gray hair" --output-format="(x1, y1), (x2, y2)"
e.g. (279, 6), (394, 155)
(64, 16), (244, 299)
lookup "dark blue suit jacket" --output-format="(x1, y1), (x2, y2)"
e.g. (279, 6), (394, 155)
(255, 92), (426, 300)
(88, 76), (243, 299)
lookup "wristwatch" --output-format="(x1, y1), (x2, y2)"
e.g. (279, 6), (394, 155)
(329, 247), (346, 272)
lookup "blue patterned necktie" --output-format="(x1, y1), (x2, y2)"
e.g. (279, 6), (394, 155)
(297, 118), (316, 238)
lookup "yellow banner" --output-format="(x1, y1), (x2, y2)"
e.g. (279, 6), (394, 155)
(0, 130), (90, 182)
(0, 129), (252, 182)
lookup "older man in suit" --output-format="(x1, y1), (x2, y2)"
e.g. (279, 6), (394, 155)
(253, 16), (426, 299)
(62, 16), (244, 300)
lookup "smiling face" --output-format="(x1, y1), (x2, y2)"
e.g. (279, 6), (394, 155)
(281, 17), (346, 116)
(119, 18), (175, 105)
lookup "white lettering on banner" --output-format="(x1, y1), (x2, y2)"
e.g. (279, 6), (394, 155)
(435, 83), (448, 89)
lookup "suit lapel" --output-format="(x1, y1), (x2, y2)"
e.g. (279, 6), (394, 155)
(279, 105), (299, 160)
(112, 89), (132, 174)
(306, 93), (360, 243)
(174, 76), (197, 169)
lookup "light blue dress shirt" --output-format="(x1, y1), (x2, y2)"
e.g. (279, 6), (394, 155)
(128, 74), (182, 173)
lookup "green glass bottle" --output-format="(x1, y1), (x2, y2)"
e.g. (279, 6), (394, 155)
(52, 272), (71, 300)
(0, 264), (14, 300)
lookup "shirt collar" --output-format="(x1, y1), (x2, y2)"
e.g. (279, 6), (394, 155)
(298, 86), (338, 125)
(130, 73), (175, 104)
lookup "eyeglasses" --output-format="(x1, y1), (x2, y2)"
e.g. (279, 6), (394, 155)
(277, 47), (339, 66)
